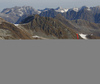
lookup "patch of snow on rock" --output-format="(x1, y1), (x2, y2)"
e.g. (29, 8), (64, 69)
(32, 35), (47, 39)
(55, 7), (69, 13)
(87, 7), (91, 11)
(64, 9), (69, 12)
(73, 8), (79, 12)
(38, 11), (42, 14)
(32, 35), (40, 38)
(79, 33), (88, 40)
(14, 24), (19, 26)
(18, 9), (24, 16)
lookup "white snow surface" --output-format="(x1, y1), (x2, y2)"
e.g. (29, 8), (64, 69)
(14, 24), (19, 26)
(64, 9), (69, 12)
(55, 7), (69, 13)
(18, 9), (24, 16)
(32, 35), (47, 39)
(87, 7), (91, 11)
(79, 33), (88, 40)
(38, 11), (42, 14)
(55, 8), (69, 13)
(32, 35), (40, 38)
(73, 8), (79, 12)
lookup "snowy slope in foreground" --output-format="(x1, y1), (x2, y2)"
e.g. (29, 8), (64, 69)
(79, 33), (88, 39)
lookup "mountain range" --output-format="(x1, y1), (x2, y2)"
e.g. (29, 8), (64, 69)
(39, 6), (100, 23)
(0, 15), (81, 40)
(1, 6), (100, 39)
(1, 6), (100, 24)
(0, 6), (40, 24)
(55, 14), (100, 37)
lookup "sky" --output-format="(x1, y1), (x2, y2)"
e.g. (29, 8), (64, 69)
(0, 0), (100, 11)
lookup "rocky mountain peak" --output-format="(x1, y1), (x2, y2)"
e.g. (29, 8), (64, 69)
(58, 6), (62, 9)
(0, 6), (40, 23)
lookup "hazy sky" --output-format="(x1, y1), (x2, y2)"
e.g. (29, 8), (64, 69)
(0, 0), (100, 11)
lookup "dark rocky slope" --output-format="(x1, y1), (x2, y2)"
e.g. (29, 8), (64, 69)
(20, 15), (80, 39)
